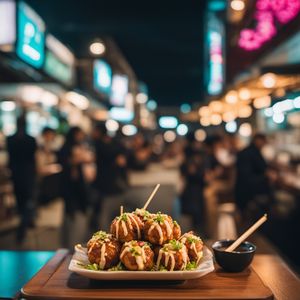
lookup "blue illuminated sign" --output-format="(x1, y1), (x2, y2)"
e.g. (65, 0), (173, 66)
(207, 13), (224, 96)
(93, 60), (112, 95)
(16, 2), (45, 68)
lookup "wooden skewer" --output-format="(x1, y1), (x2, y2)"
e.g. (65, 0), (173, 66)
(120, 205), (123, 215)
(225, 214), (267, 252)
(143, 184), (161, 210)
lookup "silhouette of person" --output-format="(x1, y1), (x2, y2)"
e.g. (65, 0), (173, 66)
(6, 115), (37, 242)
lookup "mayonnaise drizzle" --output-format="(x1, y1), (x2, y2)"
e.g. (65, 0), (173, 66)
(128, 214), (141, 239)
(120, 242), (148, 270)
(99, 243), (107, 269)
(149, 223), (164, 244)
(115, 214), (141, 239)
(157, 243), (188, 271)
(164, 220), (173, 239)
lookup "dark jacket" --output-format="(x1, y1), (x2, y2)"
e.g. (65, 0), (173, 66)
(7, 133), (37, 197)
(235, 143), (270, 211)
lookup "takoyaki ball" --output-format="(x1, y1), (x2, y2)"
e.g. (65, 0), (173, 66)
(144, 213), (175, 245)
(156, 240), (189, 271)
(172, 220), (181, 240)
(110, 212), (143, 243)
(87, 231), (121, 270)
(133, 208), (155, 223)
(120, 240), (154, 271)
(180, 232), (204, 264)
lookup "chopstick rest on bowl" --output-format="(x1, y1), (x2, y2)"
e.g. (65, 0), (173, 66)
(212, 240), (256, 272)
(212, 214), (267, 272)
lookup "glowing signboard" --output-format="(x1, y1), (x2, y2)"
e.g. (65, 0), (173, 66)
(16, 1), (45, 68)
(207, 13), (224, 96)
(110, 74), (128, 106)
(0, 0), (16, 50)
(93, 59), (112, 95)
(44, 34), (75, 86)
(239, 0), (300, 51)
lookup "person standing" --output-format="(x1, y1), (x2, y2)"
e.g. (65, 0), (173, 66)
(36, 127), (62, 205)
(6, 115), (37, 242)
(235, 133), (275, 216)
(92, 124), (128, 230)
(58, 127), (91, 248)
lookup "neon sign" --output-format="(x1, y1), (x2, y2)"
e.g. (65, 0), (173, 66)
(16, 2), (45, 68)
(207, 13), (224, 95)
(239, 0), (300, 51)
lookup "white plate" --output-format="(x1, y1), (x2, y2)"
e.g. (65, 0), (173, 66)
(68, 245), (214, 280)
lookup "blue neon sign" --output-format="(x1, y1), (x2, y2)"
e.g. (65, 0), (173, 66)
(16, 2), (45, 68)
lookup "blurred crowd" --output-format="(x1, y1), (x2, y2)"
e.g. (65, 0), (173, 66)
(0, 115), (289, 248)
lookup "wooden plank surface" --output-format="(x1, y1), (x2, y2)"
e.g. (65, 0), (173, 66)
(21, 250), (273, 300)
(252, 255), (300, 300)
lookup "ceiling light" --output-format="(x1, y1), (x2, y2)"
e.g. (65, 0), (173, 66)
(194, 129), (206, 142)
(163, 130), (176, 143)
(209, 101), (223, 113)
(239, 123), (252, 137)
(264, 107), (273, 117)
(147, 100), (157, 111)
(41, 91), (59, 106)
(272, 113), (285, 124)
(90, 41), (106, 55)
(200, 117), (211, 127)
(238, 88), (251, 101)
(122, 124), (137, 136)
(105, 119), (119, 132)
(65, 91), (89, 110)
(222, 111), (236, 122)
(176, 124), (188, 136)
(0, 101), (16, 111)
(294, 96), (300, 108)
(253, 96), (271, 109)
(238, 105), (252, 118)
(210, 113), (222, 125)
(231, 0), (245, 11)
(180, 103), (191, 114)
(198, 106), (210, 117)
(261, 73), (277, 88)
(225, 121), (237, 133)
(136, 92), (148, 104)
(159, 116), (178, 129)
(225, 90), (238, 104)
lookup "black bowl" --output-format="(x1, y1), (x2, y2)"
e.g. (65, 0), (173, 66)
(212, 240), (256, 272)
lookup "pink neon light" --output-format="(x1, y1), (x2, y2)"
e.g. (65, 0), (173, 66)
(239, 0), (300, 51)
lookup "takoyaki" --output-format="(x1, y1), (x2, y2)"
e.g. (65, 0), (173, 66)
(87, 231), (121, 270)
(180, 232), (204, 264)
(120, 240), (154, 271)
(172, 220), (181, 240)
(133, 208), (155, 223)
(144, 213), (181, 245)
(110, 212), (143, 242)
(156, 239), (189, 271)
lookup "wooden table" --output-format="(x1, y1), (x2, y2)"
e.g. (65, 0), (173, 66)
(19, 249), (300, 300)
(251, 255), (300, 300)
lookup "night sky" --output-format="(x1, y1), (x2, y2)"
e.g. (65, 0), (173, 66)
(26, 0), (207, 106)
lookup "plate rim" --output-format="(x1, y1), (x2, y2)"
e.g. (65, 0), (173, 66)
(68, 246), (214, 278)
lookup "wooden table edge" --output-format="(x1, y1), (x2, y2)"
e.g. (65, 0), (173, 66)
(21, 249), (69, 298)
